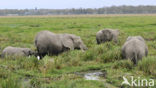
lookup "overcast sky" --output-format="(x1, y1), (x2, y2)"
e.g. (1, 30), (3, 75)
(0, 0), (156, 9)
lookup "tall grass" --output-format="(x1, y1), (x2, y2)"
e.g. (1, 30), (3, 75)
(0, 76), (21, 88)
(112, 59), (133, 70)
(82, 42), (122, 63)
(138, 56), (156, 75)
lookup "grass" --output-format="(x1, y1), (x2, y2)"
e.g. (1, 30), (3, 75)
(138, 56), (156, 75)
(0, 15), (156, 88)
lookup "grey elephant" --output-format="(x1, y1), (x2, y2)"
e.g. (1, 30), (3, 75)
(35, 30), (88, 59)
(121, 36), (148, 64)
(96, 29), (119, 44)
(1, 46), (35, 58)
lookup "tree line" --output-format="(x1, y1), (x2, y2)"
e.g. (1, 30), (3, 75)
(0, 5), (156, 16)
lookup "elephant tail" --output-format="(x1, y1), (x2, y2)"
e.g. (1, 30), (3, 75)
(133, 52), (138, 65)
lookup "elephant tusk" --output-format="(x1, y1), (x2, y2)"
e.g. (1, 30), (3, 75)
(37, 56), (40, 60)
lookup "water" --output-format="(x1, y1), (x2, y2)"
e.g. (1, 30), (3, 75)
(84, 71), (104, 80)
(75, 70), (117, 88)
(74, 70), (106, 81)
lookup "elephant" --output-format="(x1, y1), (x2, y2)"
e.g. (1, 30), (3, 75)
(121, 36), (148, 64)
(35, 30), (88, 59)
(1, 46), (35, 58)
(96, 29), (119, 44)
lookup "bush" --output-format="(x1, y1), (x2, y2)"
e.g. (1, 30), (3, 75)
(138, 56), (156, 75)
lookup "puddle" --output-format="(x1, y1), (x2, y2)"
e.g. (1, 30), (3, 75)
(84, 71), (104, 80)
(20, 70), (117, 88)
(74, 70), (106, 81)
(74, 70), (117, 88)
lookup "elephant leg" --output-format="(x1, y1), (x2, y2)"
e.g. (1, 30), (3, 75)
(36, 47), (47, 59)
(39, 53), (46, 59)
(145, 48), (148, 56)
(121, 50), (126, 59)
(133, 53), (138, 65)
(133, 58), (137, 65)
(36, 51), (46, 60)
(96, 38), (100, 44)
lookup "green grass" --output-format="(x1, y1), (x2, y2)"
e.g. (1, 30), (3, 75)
(138, 56), (156, 75)
(0, 15), (156, 88)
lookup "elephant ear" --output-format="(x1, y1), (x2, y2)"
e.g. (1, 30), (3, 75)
(22, 49), (31, 56)
(137, 36), (145, 42)
(22, 50), (29, 56)
(115, 29), (120, 35)
(127, 36), (132, 41)
(62, 36), (74, 50)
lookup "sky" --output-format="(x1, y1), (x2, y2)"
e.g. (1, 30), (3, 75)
(0, 0), (156, 9)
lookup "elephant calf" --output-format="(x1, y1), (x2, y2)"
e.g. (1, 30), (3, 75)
(121, 36), (148, 64)
(96, 29), (119, 44)
(1, 46), (35, 58)
(35, 30), (88, 59)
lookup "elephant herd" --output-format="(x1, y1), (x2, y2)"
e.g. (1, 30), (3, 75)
(0, 29), (148, 64)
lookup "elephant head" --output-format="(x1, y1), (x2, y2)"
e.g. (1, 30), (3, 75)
(61, 34), (88, 51)
(102, 29), (113, 41)
(72, 36), (88, 51)
(127, 36), (145, 42)
(136, 36), (145, 42)
(22, 48), (36, 56)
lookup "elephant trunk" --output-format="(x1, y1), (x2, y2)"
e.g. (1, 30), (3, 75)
(80, 45), (88, 51)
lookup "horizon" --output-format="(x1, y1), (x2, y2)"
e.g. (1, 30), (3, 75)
(0, 0), (156, 9)
(0, 5), (156, 10)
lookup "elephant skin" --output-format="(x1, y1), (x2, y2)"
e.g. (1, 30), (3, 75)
(96, 29), (119, 44)
(35, 30), (88, 59)
(1, 46), (35, 58)
(121, 36), (148, 64)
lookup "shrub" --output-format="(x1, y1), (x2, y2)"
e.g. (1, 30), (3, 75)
(138, 56), (156, 75)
